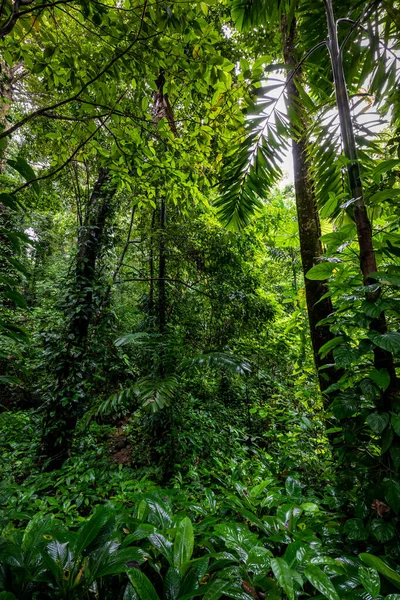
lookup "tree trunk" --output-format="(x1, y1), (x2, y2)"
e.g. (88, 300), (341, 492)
(324, 0), (398, 405)
(149, 208), (156, 317)
(158, 196), (166, 335)
(281, 16), (338, 393)
(40, 168), (117, 470)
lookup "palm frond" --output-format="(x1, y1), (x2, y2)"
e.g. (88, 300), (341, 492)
(134, 376), (180, 413)
(216, 82), (290, 229)
(181, 352), (251, 376)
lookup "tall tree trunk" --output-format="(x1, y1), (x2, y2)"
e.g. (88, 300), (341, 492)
(149, 208), (156, 317)
(281, 16), (338, 393)
(158, 196), (166, 336)
(40, 168), (117, 470)
(324, 0), (398, 405)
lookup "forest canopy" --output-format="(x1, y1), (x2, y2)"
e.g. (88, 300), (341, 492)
(1, 0), (400, 598)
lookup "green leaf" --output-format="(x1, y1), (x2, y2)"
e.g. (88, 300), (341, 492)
(369, 369), (390, 391)
(392, 415), (400, 436)
(370, 519), (395, 542)
(368, 331), (400, 354)
(285, 477), (302, 497)
(0, 192), (18, 211)
(74, 505), (113, 555)
(343, 518), (368, 541)
(318, 336), (345, 359)
(333, 345), (358, 367)
(370, 189), (400, 203)
(304, 566), (339, 600)
(4, 289), (27, 308)
(0, 594), (18, 600)
(366, 412), (389, 434)
(202, 579), (231, 600)
(369, 271), (400, 286)
(372, 159), (400, 182)
(173, 517), (194, 573)
(306, 262), (338, 281)
(330, 394), (358, 419)
(271, 557), (294, 600)
(149, 533), (174, 564)
(383, 478), (400, 513)
(164, 567), (181, 600)
(360, 554), (400, 589)
(390, 446), (400, 471)
(358, 566), (380, 598)
(7, 156), (40, 196)
(128, 568), (161, 600)
(246, 546), (272, 574)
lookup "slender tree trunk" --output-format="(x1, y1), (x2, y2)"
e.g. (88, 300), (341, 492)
(324, 0), (398, 404)
(158, 196), (166, 335)
(0, 60), (12, 173)
(281, 16), (338, 392)
(40, 168), (117, 470)
(149, 209), (156, 317)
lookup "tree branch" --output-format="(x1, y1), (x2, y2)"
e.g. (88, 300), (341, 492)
(0, 0), (150, 139)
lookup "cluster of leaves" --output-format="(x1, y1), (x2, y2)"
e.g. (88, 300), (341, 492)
(2, 474), (400, 600)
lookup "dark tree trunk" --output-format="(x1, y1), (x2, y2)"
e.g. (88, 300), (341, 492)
(324, 0), (398, 405)
(40, 168), (117, 470)
(158, 197), (166, 336)
(281, 16), (338, 393)
(149, 209), (156, 317)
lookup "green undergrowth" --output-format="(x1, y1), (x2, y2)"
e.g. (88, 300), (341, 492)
(1, 400), (399, 599)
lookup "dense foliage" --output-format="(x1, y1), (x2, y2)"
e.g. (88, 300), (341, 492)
(1, 0), (400, 598)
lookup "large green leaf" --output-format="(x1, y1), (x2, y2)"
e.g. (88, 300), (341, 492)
(369, 189), (400, 203)
(391, 415), (400, 436)
(330, 394), (358, 419)
(173, 517), (194, 573)
(7, 156), (40, 196)
(358, 566), (380, 598)
(383, 478), (400, 513)
(366, 412), (389, 434)
(343, 519), (368, 541)
(4, 290), (27, 309)
(306, 262), (338, 281)
(202, 579), (231, 600)
(318, 336), (345, 358)
(164, 567), (181, 600)
(271, 557), (294, 600)
(369, 369), (390, 391)
(368, 331), (400, 354)
(360, 554), (400, 589)
(0, 192), (19, 211)
(149, 533), (174, 564)
(128, 568), (161, 600)
(246, 546), (272, 574)
(370, 520), (395, 543)
(304, 566), (340, 600)
(372, 159), (400, 182)
(74, 505), (113, 556)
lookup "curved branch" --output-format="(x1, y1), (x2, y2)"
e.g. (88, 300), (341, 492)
(0, 0), (73, 37)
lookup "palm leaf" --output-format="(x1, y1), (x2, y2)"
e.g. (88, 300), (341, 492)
(134, 375), (180, 413)
(181, 352), (251, 376)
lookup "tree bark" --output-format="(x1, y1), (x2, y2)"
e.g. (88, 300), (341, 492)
(324, 0), (398, 405)
(281, 16), (338, 393)
(40, 168), (117, 470)
(158, 196), (167, 335)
